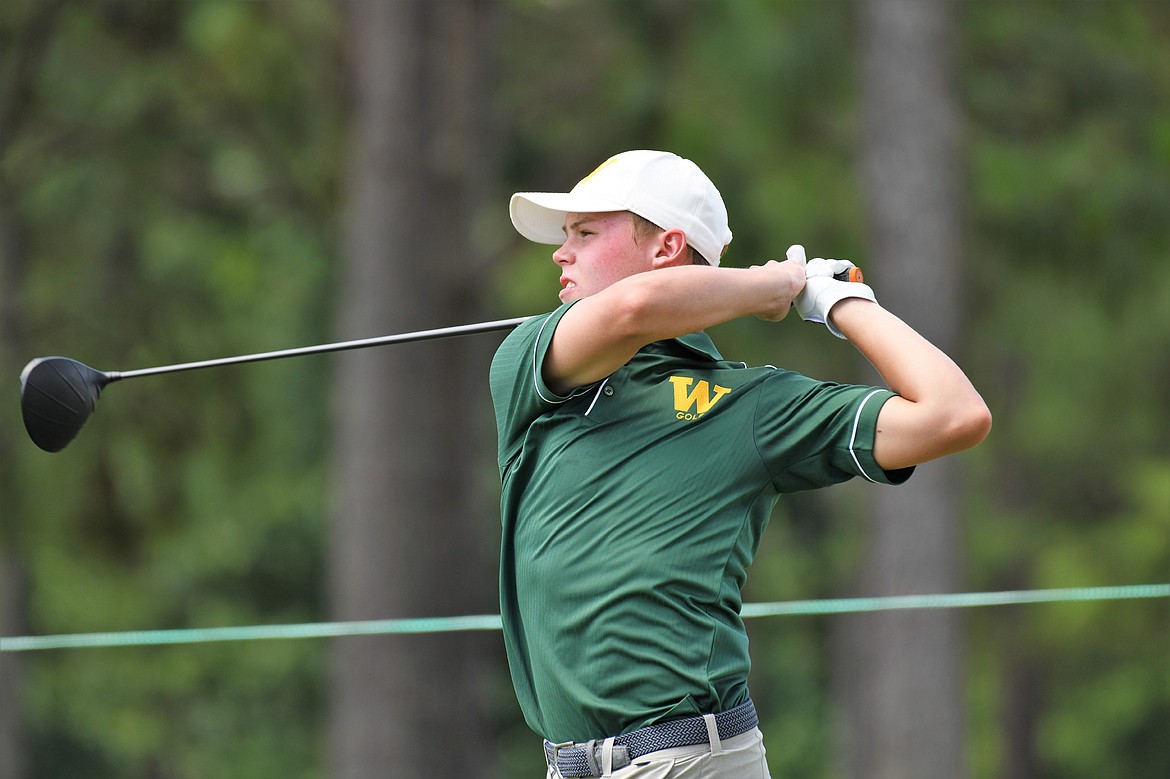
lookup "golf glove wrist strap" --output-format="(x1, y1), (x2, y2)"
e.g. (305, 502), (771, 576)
(794, 258), (877, 339)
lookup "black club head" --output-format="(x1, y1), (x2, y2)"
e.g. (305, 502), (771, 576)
(20, 357), (112, 452)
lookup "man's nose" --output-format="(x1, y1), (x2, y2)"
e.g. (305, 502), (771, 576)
(552, 243), (572, 265)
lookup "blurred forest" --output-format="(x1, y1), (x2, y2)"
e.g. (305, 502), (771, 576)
(1, 1), (1167, 778)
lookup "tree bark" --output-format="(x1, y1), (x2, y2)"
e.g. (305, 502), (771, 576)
(327, 2), (500, 777)
(0, 555), (28, 779)
(836, 2), (967, 778)
(1, 3), (69, 775)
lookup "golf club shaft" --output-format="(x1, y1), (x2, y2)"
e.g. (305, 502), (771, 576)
(110, 316), (532, 381)
(112, 269), (866, 381)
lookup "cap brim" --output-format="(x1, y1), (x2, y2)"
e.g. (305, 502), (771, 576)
(509, 192), (628, 246)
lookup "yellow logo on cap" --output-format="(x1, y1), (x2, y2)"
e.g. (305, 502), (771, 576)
(578, 155), (622, 186)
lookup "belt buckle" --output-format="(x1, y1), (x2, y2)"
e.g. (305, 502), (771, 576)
(548, 741), (576, 775)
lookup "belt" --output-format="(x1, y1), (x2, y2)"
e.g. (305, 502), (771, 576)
(543, 698), (758, 778)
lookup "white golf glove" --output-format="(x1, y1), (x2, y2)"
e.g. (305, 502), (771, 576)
(787, 244), (877, 339)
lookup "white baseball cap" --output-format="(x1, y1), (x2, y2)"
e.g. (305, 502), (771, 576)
(509, 150), (733, 266)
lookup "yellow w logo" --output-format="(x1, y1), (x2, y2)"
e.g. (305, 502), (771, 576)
(668, 376), (731, 416)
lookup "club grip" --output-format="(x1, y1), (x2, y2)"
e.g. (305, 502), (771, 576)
(833, 267), (865, 283)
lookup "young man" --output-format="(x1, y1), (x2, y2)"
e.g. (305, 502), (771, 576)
(489, 150), (991, 778)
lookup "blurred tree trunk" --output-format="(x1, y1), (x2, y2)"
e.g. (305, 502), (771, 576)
(0, 557), (28, 779)
(835, 2), (967, 779)
(327, 1), (500, 777)
(1, 3), (67, 776)
(1002, 635), (1042, 779)
(0, 160), (29, 779)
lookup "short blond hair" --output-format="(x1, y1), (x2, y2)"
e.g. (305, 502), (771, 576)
(629, 213), (709, 266)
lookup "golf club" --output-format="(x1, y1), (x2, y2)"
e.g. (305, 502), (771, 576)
(20, 316), (531, 453)
(20, 266), (867, 453)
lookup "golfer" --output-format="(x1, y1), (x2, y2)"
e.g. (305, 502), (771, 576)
(490, 150), (991, 778)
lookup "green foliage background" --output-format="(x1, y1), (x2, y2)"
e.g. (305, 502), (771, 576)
(2, 1), (1166, 777)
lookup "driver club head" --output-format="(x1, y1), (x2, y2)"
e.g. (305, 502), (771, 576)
(20, 357), (113, 452)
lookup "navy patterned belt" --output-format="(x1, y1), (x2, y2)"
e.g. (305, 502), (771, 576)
(543, 698), (758, 778)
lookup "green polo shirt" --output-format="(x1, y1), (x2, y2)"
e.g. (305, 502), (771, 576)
(489, 303), (911, 743)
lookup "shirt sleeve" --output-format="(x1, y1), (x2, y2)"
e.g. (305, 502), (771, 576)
(488, 303), (593, 470)
(753, 371), (914, 492)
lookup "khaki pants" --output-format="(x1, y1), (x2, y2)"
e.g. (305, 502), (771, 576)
(545, 727), (770, 779)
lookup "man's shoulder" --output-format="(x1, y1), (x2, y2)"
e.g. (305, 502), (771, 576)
(492, 310), (557, 367)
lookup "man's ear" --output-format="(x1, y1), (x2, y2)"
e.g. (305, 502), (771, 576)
(651, 228), (690, 268)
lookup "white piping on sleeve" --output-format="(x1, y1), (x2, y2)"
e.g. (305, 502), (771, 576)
(530, 312), (594, 406)
(849, 389), (886, 483)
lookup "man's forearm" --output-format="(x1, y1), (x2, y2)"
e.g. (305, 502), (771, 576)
(546, 262), (803, 393)
(616, 263), (803, 340)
